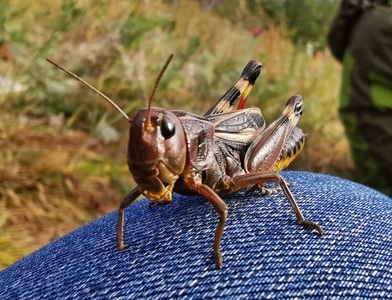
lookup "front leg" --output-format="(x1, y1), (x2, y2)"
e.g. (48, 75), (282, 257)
(230, 171), (324, 235)
(185, 172), (228, 269)
(117, 187), (142, 251)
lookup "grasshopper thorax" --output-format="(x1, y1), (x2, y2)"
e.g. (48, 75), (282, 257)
(128, 107), (187, 202)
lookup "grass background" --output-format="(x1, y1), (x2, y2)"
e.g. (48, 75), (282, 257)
(0, 0), (352, 269)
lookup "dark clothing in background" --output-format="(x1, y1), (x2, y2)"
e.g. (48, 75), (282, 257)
(328, 1), (392, 196)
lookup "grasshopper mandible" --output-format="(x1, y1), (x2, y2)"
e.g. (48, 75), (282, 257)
(47, 56), (323, 269)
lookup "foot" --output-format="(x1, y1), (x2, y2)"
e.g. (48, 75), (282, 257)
(213, 250), (223, 269)
(300, 219), (324, 235)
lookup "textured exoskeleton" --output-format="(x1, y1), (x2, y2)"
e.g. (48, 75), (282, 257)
(48, 58), (323, 269)
(118, 60), (323, 269)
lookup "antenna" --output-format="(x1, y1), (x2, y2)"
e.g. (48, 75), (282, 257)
(144, 54), (173, 130)
(46, 58), (132, 123)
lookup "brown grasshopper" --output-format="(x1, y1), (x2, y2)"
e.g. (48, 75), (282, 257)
(47, 56), (323, 269)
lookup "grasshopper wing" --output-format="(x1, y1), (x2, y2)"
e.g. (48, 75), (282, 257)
(209, 108), (266, 146)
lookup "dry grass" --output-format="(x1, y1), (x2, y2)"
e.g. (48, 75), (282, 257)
(0, 112), (132, 267)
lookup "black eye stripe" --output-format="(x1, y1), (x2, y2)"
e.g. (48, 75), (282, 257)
(294, 101), (303, 112)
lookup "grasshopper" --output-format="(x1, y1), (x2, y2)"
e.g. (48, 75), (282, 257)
(47, 56), (323, 269)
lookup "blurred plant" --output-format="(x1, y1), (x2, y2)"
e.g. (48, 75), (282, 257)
(247, 0), (340, 49)
(0, 0), (86, 111)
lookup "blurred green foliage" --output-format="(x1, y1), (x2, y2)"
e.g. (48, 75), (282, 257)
(250, 0), (340, 49)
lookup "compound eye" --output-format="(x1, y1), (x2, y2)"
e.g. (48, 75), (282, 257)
(161, 116), (175, 139)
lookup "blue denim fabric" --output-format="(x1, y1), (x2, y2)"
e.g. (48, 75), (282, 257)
(0, 171), (391, 299)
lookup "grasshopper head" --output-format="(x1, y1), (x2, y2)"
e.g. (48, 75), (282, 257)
(128, 108), (187, 202)
(46, 56), (183, 202)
